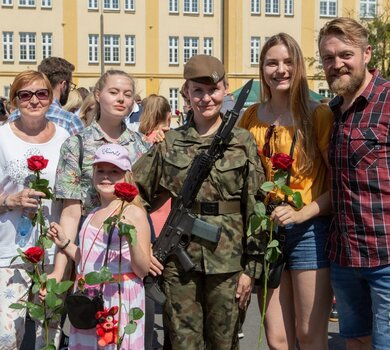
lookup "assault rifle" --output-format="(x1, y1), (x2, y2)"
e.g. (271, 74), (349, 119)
(144, 79), (253, 304)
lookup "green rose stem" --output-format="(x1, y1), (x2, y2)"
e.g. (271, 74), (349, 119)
(117, 236), (123, 350)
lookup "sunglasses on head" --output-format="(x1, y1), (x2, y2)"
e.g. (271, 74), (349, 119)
(262, 124), (276, 158)
(16, 89), (50, 102)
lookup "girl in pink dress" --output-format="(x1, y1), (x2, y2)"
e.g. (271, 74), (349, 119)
(48, 144), (151, 349)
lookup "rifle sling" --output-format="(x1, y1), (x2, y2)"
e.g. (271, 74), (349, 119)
(191, 200), (241, 215)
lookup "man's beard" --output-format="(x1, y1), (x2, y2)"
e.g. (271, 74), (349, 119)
(59, 85), (70, 106)
(327, 65), (366, 96)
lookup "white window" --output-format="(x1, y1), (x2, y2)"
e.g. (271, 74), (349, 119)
(320, 0), (337, 17)
(318, 89), (335, 99)
(3, 86), (10, 99)
(104, 35), (120, 63)
(184, 0), (198, 14)
(251, 37), (260, 64)
(285, 0), (293, 15)
(183, 37), (198, 63)
(125, 35), (135, 64)
(19, 32), (36, 61)
(124, 0), (135, 11)
(169, 0), (178, 13)
(103, 0), (119, 10)
(88, 0), (98, 9)
(360, 0), (376, 18)
(169, 88), (179, 113)
(88, 34), (99, 63)
(204, 0), (213, 14)
(42, 33), (52, 59)
(251, 0), (260, 14)
(169, 36), (179, 64)
(203, 37), (213, 56)
(265, 0), (279, 14)
(2, 0), (13, 6)
(2, 32), (13, 61)
(41, 0), (51, 7)
(19, 0), (35, 6)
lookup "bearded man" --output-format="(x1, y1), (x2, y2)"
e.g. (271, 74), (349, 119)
(319, 17), (390, 350)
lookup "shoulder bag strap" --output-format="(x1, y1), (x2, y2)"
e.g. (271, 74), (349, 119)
(75, 134), (83, 170)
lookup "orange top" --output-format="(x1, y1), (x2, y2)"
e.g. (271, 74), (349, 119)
(238, 103), (334, 205)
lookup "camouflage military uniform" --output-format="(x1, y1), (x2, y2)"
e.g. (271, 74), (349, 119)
(134, 120), (264, 349)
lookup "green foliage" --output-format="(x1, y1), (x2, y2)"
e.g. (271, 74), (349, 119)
(85, 266), (115, 285)
(118, 222), (137, 246)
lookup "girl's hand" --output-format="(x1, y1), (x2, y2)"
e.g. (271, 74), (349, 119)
(6, 188), (46, 211)
(48, 222), (68, 247)
(38, 272), (62, 302)
(149, 246), (164, 276)
(271, 204), (304, 227)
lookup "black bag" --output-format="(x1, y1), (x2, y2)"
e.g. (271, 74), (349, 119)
(65, 288), (104, 329)
(257, 253), (285, 289)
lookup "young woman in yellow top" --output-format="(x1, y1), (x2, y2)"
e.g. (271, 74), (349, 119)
(239, 33), (334, 350)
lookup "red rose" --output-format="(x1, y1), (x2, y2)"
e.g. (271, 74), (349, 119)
(24, 246), (44, 264)
(27, 156), (49, 172)
(114, 183), (139, 203)
(175, 110), (181, 116)
(270, 153), (294, 171)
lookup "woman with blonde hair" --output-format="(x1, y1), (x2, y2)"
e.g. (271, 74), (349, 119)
(239, 33), (334, 349)
(63, 89), (83, 114)
(78, 92), (96, 127)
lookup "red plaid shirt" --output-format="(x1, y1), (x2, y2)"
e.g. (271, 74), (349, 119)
(327, 69), (390, 267)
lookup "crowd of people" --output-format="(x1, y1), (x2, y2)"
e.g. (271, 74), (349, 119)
(0, 17), (388, 350)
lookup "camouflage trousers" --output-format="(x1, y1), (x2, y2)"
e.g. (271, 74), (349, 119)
(162, 263), (245, 350)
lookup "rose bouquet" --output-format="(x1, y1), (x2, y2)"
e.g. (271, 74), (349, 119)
(248, 153), (303, 348)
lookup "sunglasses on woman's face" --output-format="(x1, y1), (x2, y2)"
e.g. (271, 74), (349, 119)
(262, 124), (276, 158)
(16, 89), (50, 102)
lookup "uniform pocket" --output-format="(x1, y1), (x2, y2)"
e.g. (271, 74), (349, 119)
(214, 153), (247, 195)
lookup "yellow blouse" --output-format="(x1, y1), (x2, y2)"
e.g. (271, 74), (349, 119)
(238, 103), (334, 205)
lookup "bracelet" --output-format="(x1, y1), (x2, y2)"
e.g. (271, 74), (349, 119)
(60, 239), (71, 250)
(2, 195), (12, 211)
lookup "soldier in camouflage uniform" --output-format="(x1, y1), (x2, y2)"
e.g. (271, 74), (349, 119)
(134, 55), (264, 350)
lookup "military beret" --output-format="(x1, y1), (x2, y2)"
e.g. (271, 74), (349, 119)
(183, 55), (225, 84)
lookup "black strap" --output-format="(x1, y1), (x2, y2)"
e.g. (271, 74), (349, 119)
(284, 132), (297, 200)
(75, 134), (83, 170)
(99, 223), (116, 294)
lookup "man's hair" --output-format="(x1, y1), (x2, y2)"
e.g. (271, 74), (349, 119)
(37, 57), (75, 87)
(318, 17), (369, 51)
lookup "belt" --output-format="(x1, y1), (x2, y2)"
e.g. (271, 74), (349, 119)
(191, 200), (241, 215)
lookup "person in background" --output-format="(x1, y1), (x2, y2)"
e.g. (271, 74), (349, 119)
(76, 87), (90, 101)
(0, 98), (8, 124)
(238, 33), (334, 350)
(78, 92), (96, 127)
(318, 17), (390, 350)
(0, 70), (70, 349)
(134, 54), (264, 349)
(48, 144), (150, 349)
(63, 89), (83, 114)
(8, 57), (84, 136)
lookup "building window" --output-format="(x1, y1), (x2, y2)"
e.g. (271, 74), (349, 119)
(251, 36), (260, 64)
(88, 34), (99, 63)
(360, 0), (376, 18)
(320, 0), (337, 17)
(204, 0), (213, 14)
(103, 0), (119, 10)
(41, 0), (51, 7)
(265, 0), (279, 14)
(183, 37), (198, 63)
(169, 0), (178, 13)
(19, 0), (35, 6)
(125, 35), (135, 64)
(42, 33), (52, 59)
(19, 32), (36, 61)
(104, 35), (120, 63)
(203, 37), (213, 56)
(318, 89), (335, 99)
(124, 0), (135, 11)
(285, 0), (293, 15)
(2, 32), (13, 61)
(2, 0), (13, 6)
(88, 0), (98, 9)
(3, 85), (10, 98)
(184, 0), (198, 14)
(169, 36), (179, 64)
(169, 88), (179, 113)
(251, 0), (260, 14)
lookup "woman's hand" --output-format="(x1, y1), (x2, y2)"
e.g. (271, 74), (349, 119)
(271, 204), (304, 227)
(38, 272), (62, 303)
(6, 188), (46, 211)
(236, 273), (254, 309)
(47, 222), (68, 247)
(149, 247), (164, 276)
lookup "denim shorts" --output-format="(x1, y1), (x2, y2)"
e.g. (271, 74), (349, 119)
(331, 263), (390, 350)
(282, 215), (331, 270)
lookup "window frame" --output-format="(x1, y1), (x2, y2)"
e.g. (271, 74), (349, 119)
(284, 0), (293, 16)
(103, 34), (120, 64)
(250, 36), (260, 65)
(18, 0), (35, 7)
(41, 32), (52, 59)
(2, 32), (14, 61)
(169, 0), (179, 13)
(319, 0), (337, 17)
(183, 0), (199, 14)
(203, 0), (213, 15)
(169, 88), (179, 114)
(19, 32), (36, 62)
(88, 34), (99, 63)
(203, 37), (213, 56)
(88, 0), (98, 10)
(2, 0), (13, 6)
(265, 0), (280, 15)
(360, 0), (376, 18)
(168, 36), (179, 65)
(125, 35), (136, 64)
(183, 36), (199, 63)
(124, 0), (135, 11)
(41, 0), (51, 8)
(251, 0), (261, 14)
(103, 0), (119, 11)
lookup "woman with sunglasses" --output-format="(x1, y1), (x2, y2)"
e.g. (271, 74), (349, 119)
(238, 33), (334, 350)
(0, 70), (70, 349)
